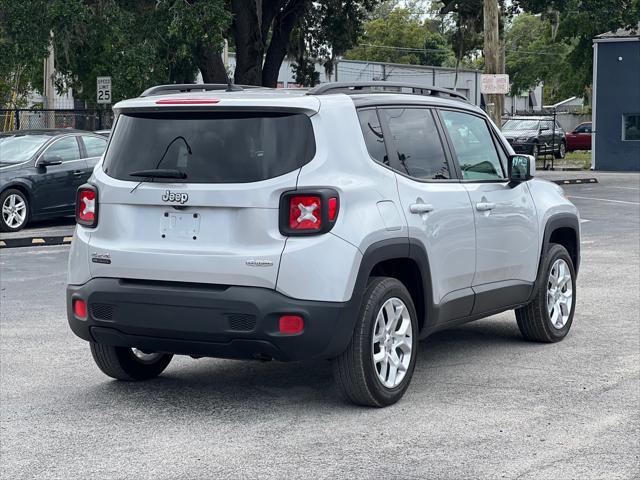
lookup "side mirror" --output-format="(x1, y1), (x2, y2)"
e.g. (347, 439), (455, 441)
(37, 156), (63, 168)
(508, 154), (534, 183)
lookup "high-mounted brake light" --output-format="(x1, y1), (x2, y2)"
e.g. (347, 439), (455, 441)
(76, 185), (98, 227)
(155, 98), (220, 105)
(279, 189), (339, 236)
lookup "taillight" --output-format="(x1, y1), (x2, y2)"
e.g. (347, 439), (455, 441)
(76, 185), (98, 227)
(290, 195), (322, 230)
(279, 189), (339, 236)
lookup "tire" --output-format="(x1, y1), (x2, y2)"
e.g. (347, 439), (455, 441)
(0, 188), (29, 232)
(554, 140), (567, 159)
(90, 343), (173, 380)
(531, 143), (539, 161)
(516, 244), (576, 343)
(332, 277), (419, 407)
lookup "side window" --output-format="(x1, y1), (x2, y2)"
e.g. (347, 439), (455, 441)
(379, 108), (450, 180)
(357, 109), (387, 164)
(541, 120), (553, 131)
(585, 123), (592, 133)
(81, 136), (108, 158)
(42, 136), (81, 162)
(440, 110), (505, 181)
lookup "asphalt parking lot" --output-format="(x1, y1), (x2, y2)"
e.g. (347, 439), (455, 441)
(1, 172), (638, 479)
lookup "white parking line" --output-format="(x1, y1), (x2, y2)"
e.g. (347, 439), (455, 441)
(580, 219), (590, 223)
(567, 195), (640, 206)
(607, 186), (640, 191)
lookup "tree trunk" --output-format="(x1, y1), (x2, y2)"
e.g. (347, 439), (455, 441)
(483, 0), (504, 127)
(231, 0), (264, 85)
(196, 47), (228, 84)
(262, 0), (309, 87)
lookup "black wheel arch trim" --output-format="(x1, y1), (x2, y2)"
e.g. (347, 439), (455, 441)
(528, 212), (580, 302)
(347, 237), (435, 337)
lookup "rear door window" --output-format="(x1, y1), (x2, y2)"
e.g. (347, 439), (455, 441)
(103, 112), (316, 183)
(379, 108), (451, 180)
(81, 136), (108, 158)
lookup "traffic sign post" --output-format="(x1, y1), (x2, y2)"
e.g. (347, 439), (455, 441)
(97, 76), (112, 104)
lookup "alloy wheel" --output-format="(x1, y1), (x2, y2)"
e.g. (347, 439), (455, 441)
(547, 259), (573, 329)
(372, 297), (413, 388)
(2, 194), (27, 229)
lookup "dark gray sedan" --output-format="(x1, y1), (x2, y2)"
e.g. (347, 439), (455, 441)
(0, 129), (107, 232)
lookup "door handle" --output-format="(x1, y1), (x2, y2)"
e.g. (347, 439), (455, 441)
(409, 203), (434, 214)
(73, 170), (85, 176)
(476, 202), (496, 212)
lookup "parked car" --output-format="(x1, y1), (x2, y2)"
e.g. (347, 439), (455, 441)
(565, 122), (592, 151)
(0, 129), (108, 232)
(502, 116), (567, 159)
(67, 82), (580, 407)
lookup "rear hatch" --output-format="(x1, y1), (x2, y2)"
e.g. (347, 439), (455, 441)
(87, 104), (316, 288)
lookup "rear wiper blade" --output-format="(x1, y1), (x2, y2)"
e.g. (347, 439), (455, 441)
(128, 169), (187, 179)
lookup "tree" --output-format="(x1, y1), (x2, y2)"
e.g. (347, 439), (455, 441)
(515, 0), (640, 98)
(344, 9), (455, 66)
(505, 13), (569, 103)
(0, 0), (51, 106)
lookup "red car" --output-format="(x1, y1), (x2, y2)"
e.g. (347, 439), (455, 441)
(565, 122), (592, 151)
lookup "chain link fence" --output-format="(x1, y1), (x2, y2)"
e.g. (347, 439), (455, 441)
(1, 109), (114, 133)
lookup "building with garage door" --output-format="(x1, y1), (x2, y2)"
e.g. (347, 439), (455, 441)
(592, 27), (640, 171)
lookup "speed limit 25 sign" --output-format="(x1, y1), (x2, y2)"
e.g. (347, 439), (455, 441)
(97, 76), (112, 104)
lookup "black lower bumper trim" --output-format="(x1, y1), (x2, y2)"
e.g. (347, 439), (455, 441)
(67, 278), (358, 362)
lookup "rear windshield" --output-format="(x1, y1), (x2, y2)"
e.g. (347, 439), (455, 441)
(103, 111), (315, 183)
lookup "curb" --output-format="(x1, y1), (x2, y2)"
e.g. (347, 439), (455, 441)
(551, 178), (599, 185)
(0, 235), (73, 249)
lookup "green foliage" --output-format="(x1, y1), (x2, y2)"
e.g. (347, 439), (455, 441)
(1, 0), (230, 105)
(505, 13), (570, 102)
(0, 0), (51, 106)
(344, 9), (455, 66)
(514, 0), (640, 98)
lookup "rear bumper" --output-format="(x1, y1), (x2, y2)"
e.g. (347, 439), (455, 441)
(67, 278), (358, 361)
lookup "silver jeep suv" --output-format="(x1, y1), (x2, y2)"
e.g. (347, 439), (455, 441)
(67, 82), (580, 407)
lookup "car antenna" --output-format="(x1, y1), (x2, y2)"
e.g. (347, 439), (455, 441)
(225, 69), (242, 92)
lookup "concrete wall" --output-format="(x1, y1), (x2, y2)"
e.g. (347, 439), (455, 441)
(593, 38), (640, 171)
(556, 112), (592, 133)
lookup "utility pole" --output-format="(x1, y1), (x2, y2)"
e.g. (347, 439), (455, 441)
(483, 0), (503, 127)
(43, 31), (56, 128)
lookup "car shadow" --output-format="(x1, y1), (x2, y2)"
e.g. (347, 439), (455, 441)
(77, 316), (528, 412)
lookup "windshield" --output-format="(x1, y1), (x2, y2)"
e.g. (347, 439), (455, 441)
(502, 119), (540, 131)
(103, 111), (316, 184)
(0, 135), (49, 164)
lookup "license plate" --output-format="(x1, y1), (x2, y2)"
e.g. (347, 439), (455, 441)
(160, 212), (201, 239)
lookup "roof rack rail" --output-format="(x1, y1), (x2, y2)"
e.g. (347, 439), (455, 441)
(307, 81), (468, 101)
(139, 83), (265, 97)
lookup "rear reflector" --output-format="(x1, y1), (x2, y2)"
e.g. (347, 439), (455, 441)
(73, 299), (87, 319)
(328, 197), (338, 221)
(76, 185), (98, 227)
(279, 315), (304, 334)
(155, 98), (220, 105)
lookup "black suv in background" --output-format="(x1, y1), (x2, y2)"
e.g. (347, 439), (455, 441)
(502, 116), (566, 160)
